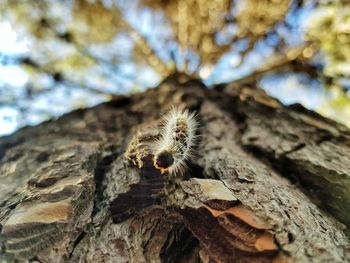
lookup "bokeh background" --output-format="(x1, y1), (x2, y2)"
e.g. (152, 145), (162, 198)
(0, 0), (349, 136)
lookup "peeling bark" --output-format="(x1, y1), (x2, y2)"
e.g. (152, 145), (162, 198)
(0, 76), (349, 263)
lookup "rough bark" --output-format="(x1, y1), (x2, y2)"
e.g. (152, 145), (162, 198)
(0, 75), (349, 263)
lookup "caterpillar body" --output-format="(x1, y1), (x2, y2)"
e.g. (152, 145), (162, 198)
(153, 108), (198, 175)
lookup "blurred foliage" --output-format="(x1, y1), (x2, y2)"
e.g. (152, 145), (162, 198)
(143, 0), (233, 67)
(318, 85), (350, 127)
(0, 0), (349, 135)
(141, 0), (293, 72)
(71, 0), (123, 44)
(306, 0), (350, 78)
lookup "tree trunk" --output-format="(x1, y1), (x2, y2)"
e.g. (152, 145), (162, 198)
(0, 75), (349, 263)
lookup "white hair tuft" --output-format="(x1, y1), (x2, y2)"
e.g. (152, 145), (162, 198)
(153, 107), (198, 175)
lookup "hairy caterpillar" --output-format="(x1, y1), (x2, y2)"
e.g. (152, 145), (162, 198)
(153, 107), (198, 175)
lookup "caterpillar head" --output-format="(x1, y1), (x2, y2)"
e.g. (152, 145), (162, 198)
(154, 150), (174, 174)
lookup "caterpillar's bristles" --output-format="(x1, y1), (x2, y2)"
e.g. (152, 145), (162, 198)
(153, 107), (198, 175)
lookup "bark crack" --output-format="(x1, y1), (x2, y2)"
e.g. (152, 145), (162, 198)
(92, 145), (121, 216)
(280, 143), (306, 157)
(68, 231), (86, 259)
